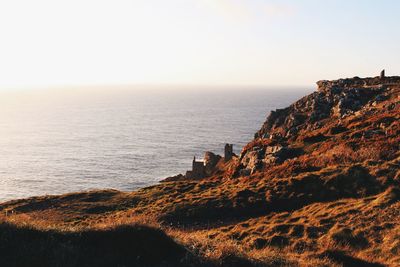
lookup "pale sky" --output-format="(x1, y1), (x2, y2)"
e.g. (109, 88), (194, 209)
(0, 0), (399, 90)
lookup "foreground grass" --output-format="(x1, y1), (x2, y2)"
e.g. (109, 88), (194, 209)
(0, 222), (190, 267)
(1, 189), (396, 267)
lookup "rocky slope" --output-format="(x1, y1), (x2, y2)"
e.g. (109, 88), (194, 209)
(238, 75), (399, 176)
(0, 75), (399, 267)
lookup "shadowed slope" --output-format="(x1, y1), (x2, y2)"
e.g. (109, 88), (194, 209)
(0, 223), (190, 267)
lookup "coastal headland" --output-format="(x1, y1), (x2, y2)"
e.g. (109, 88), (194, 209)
(0, 74), (399, 267)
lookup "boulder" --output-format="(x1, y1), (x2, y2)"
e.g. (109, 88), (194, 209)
(204, 151), (221, 175)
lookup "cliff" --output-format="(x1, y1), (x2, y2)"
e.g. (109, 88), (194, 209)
(0, 75), (399, 267)
(238, 75), (399, 176)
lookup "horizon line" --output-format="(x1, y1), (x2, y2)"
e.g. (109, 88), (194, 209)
(0, 82), (316, 92)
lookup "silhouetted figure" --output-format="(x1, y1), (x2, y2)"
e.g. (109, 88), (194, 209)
(380, 69), (385, 79)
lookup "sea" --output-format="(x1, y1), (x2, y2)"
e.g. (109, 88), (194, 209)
(0, 87), (311, 201)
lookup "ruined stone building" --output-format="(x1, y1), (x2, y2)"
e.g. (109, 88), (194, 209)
(224, 143), (233, 161)
(185, 144), (234, 179)
(185, 156), (205, 179)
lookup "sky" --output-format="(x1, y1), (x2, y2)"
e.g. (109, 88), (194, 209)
(0, 0), (399, 90)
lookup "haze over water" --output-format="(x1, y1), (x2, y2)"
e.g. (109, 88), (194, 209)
(0, 87), (309, 201)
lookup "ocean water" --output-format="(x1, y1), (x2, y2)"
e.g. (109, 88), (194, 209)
(0, 87), (310, 201)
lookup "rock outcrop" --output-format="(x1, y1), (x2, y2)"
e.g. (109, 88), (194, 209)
(204, 151), (222, 175)
(237, 75), (400, 176)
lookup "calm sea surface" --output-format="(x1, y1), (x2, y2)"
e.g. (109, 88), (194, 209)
(0, 87), (311, 201)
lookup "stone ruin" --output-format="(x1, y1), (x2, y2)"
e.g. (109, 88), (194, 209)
(185, 156), (206, 179)
(185, 144), (234, 179)
(224, 143), (233, 161)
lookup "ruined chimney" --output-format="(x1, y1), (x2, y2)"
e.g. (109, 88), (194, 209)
(224, 144), (233, 161)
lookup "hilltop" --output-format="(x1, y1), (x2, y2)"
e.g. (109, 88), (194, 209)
(0, 75), (399, 267)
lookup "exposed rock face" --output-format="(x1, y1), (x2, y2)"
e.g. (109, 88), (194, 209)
(259, 77), (398, 139)
(237, 75), (400, 176)
(204, 151), (221, 175)
(239, 145), (303, 175)
(316, 75), (400, 92)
